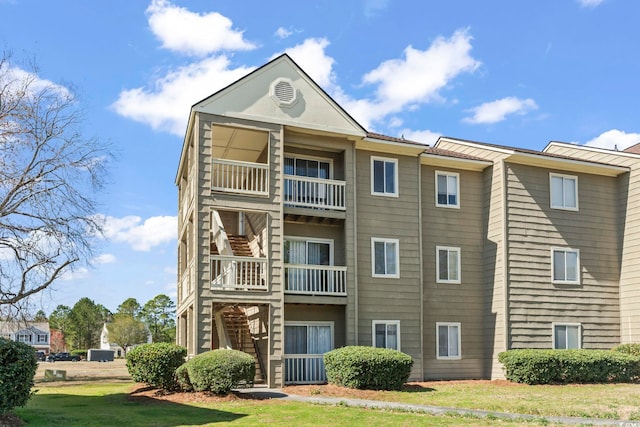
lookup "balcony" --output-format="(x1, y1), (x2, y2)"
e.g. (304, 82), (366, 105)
(284, 354), (326, 384)
(212, 159), (269, 196)
(284, 175), (345, 211)
(284, 265), (347, 296)
(211, 256), (268, 291)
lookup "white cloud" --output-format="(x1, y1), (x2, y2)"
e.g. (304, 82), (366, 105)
(584, 129), (640, 150)
(336, 29), (480, 129)
(146, 0), (255, 56)
(164, 266), (177, 275)
(99, 215), (177, 251)
(364, 29), (480, 111)
(93, 253), (116, 264)
(463, 97), (538, 124)
(275, 27), (293, 39)
(112, 56), (254, 135)
(400, 128), (441, 145)
(61, 267), (89, 281)
(577, 0), (604, 8)
(276, 38), (336, 90)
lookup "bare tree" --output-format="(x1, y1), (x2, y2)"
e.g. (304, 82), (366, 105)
(0, 53), (111, 314)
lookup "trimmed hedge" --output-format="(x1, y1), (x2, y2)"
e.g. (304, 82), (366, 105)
(612, 343), (640, 357)
(498, 349), (640, 385)
(126, 343), (186, 390)
(0, 337), (38, 414)
(178, 349), (255, 394)
(71, 349), (87, 358)
(324, 346), (413, 390)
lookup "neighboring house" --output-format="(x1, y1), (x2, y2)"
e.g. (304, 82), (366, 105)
(100, 323), (152, 357)
(175, 54), (640, 388)
(0, 321), (51, 354)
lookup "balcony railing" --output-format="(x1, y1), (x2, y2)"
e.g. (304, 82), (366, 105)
(284, 354), (326, 384)
(212, 159), (269, 196)
(179, 260), (195, 302)
(211, 256), (268, 291)
(284, 264), (347, 296)
(284, 175), (345, 210)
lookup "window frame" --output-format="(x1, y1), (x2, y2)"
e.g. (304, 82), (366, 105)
(283, 153), (334, 179)
(372, 320), (401, 351)
(435, 171), (460, 208)
(284, 236), (334, 266)
(371, 237), (400, 278)
(284, 321), (335, 355)
(436, 322), (462, 360)
(551, 247), (581, 285)
(552, 323), (581, 349)
(371, 156), (399, 197)
(550, 173), (579, 211)
(436, 246), (461, 284)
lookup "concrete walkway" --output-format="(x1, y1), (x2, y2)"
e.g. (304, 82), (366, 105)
(234, 387), (635, 426)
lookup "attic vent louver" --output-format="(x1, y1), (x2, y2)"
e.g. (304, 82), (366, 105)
(270, 78), (298, 108)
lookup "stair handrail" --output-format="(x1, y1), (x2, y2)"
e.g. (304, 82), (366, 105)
(211, 210), (233, 256)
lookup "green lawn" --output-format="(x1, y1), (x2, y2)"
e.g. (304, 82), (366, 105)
(14, 382), (558, 427)
(12, 381), (640, 426)
(303, 381), (640, 420)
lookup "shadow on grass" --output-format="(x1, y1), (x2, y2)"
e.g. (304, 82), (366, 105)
(17, 387), (247, 426)
(401, 384), (436, 393)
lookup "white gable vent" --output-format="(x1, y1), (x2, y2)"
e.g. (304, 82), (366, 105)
(270, 78), (298, 108)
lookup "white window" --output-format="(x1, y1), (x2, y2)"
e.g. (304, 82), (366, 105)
(436, 246), (461, 284)
(371, 157), (398, 197)
(551, 248), (580, 284)
(372, 238), (399, 278)
(284, 322), (334, 355)
(550, 173), (578, 210)
(437, 322), (461, 359)
(436, 171), (460, 208)
(553, 323), (581, 349)
(37, 334), (48, 343)
(372, 320), (401, 351)
(17, 334), (31, 343)
(284, 155), (332, 179)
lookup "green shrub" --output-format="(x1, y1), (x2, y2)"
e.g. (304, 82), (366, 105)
(126, 343), (186, 390)
(612, 343), (640, 357)
(175, 363), (192, 392)
(179, 349), (255, 394)
(498, 349), (640, 385)
(0, 337), (38, 414)
(324, 346), (413, 390)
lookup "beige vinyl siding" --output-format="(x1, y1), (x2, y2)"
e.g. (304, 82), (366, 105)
(545, 144), (640, 343)
(355, 150), (422, 380)
(436, 139), (508, 378)
(422, 166), (485, 379)
(505, 163), (621, 348)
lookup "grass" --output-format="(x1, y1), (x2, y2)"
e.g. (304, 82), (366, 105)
(296, 381), (640, 421)
(13, 382), (562, 427)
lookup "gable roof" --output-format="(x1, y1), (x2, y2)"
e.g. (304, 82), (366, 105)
(437, 136), (629, 177)
(192, 54), (367, 138)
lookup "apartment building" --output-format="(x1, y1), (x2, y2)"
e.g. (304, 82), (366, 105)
(175, 54), (638, 387)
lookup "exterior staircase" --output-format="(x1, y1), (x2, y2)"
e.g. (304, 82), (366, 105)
(221, 307), (265, 384)
(211, 234), (251, 256)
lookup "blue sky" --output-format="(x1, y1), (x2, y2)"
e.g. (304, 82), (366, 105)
(1, 0), (638, 314)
